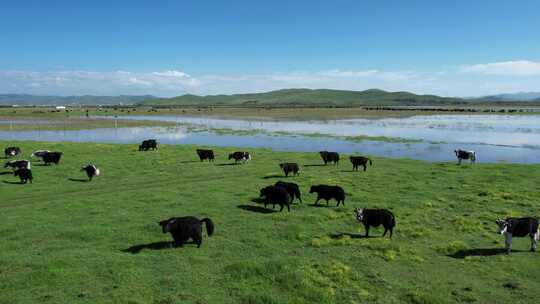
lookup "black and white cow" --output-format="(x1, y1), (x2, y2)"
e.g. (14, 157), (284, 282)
(81, 164), (100, 181)
(196, 149), (215, 162)
(4, 160), (31, 170)
(41, 152), (62, 165)
(14, 168), (33, 184)
(355, 208), (395, 238)
(139, 139), (158, 151)
(454, 149), (476, 165)
(319, 151), (340, 165)
(31, 150), (50, 160)
(496, 217), (539, 254)
(349, 156), (372, 172)
(279, 163), (299, 177)
(228, 151), (251, 164)
(4, 147), (21, 158)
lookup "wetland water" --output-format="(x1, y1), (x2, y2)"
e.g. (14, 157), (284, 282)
(1, 114), (539, 163)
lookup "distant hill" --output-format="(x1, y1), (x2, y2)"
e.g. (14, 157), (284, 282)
(0, 94), (155, 106)
(478, 92), (540, 102)
(141, 88), (466, 106)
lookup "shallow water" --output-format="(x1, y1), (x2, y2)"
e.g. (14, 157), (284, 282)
(0, 122), (539, 163)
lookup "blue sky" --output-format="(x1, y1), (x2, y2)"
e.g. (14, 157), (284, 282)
(1, 0), (539, 96)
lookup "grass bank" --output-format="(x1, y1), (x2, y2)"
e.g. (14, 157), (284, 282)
(1, 141), (539, 303)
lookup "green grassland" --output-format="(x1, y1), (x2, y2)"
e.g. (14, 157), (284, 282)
(1, 141), (540, 303)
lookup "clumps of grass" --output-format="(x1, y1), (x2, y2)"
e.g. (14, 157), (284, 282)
(434, 240), (469, 255)
(451, 216), (483, 232)
(310, 234), (355, 247)
(404, 289), (440, 304)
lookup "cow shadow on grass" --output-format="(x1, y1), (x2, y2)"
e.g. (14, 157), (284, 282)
(263, 174), (285, 179)
(307, 203), (340, 208)
(237, 204), (276, 214)
(68, 178), (89, 182)
(2, 180), (25, 185)
(122, 241), (180, 254)
(0, 171), (13, 175)
(448, 248), (521, 259)
(329, 232), (374, 239)
(304, 164), (326, 167)
(180, 160), (199, 164)
(215, 163), (239, 166)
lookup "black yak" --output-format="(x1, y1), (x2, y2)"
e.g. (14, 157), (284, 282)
(4, 160), (31, 170)
(159, 216), (214, 248)
(309, 185), (345, 206)
(319, 151), (339, 165)
(139, 139), (158, 151)
(455, 149), (476, 165)
(4, 147), (21, 158)
(496, 217), (539, 254)
(196, 149), (215, 162)
(350, 156), (372, 171)
(259, 185), (292, 212)
(14, 168), (33, 184)
(275, 181), (302, 203)
(228, 151), (251, 164)
(42, 152), (62, 165)
(81, 164), (100, 181)
(31, 150), (50, 160)
(279, 162), (299, 177)
(355, 208), (396, 238)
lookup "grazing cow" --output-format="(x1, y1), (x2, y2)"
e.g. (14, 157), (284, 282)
(496, 217), (539, 254)
(139, 139), (158, 151)
(228, 151), (251, 164)
(14, 168), (33, 184)
(355, 208), (396, 238)
(81, 164), (100, 181)
(279, 162), (299, 177)
(455, 149), (476, 165)
(42, 152), (62, 165)
(31, 150), (50, 160)
(196, 149), (215, 162)
(350, 156), (372, 172)
(4, 160), (31, 170)
(309, 185), (345, 206)
(275, 181), (302, 203)
(4, 147), (21, 157)
(319, 151), (340, 165)
(158, 216), (214, 248)
(259, 185), (292, 212)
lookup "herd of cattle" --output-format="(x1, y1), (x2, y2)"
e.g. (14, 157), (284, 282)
(3, 141), (538, 254)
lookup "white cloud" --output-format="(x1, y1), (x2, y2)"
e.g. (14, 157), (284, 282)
(459, 60), (540, 76)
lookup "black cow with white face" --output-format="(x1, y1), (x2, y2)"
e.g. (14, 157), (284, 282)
(496, 217), (539, 254)
(455, 149), (476, 165)
(355, 208), (395, 238)
(228, 151), (251, 164)
(81, 164), (100, 181)
(4, 147), (21, 158)
(4, 160), (31, 170)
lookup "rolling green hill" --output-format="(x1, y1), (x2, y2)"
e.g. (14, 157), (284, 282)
(141, 88), (466, 106)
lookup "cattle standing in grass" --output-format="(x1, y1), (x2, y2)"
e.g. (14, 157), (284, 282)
(139, 139), (158, 151)
(355, 208), (395, 238)
(496, 217), (539, 254)
(158, 216), (214, 248)
(259, 185), (292, 211)
(81, 164), (100, 181)
(350, 156), (372, 172)
(14, 168), (33, 184)
(275, 181), (302, 203)
(279, 162), (299, 177)
(309, 185), (345, 206)
(4, 160), (31, 170)
(319, 151), (339, 165)
(455, 149), (476, 165)
(196, 149), (215, 162)
(228, 151), (251, 164)
(31, 150), (50, 160)
(4, 147), (21, 158)
(42, 152), (62, 165)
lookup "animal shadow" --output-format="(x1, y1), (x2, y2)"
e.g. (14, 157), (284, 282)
(68, 178), (89, 182)
(237, 204), (276, 214)
(330, 232), (373, 239)
(448, 248), (515, 259)
(180, 160), (199, 164)
(263, 174), (284, 179)
(122, 241), (174, 254)
(304, 164), (326, 167)
(0, 171), (13, 175)
(2, 180), (25, 185)
(215, 163), (238, 166)
(307, 203), (334, 208)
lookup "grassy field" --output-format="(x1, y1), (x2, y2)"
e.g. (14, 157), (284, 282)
(1, 141), (540, 303)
